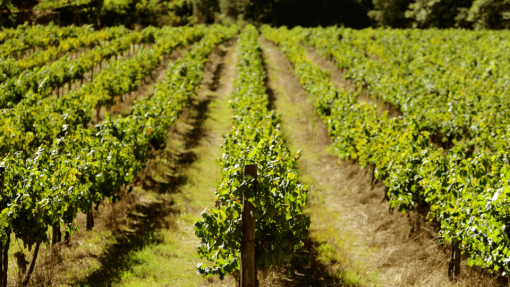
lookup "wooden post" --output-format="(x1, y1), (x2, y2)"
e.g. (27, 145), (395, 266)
(241, 164), (257, 287)
(65, 225), (70, 245)
(0, 244), (2, 287)
(0, 167), (3, 287)
(2, 229), (9, 287)
(454, 241), (461, 277)
(52, 223), (61, 245)
(370, 164), (375, 190)
(86, 211), (94, 231)
(448, 241), (461, 279)
(52, 225), (58, 245)
(65, 218), (72, 246)
(447, 159), (462, 280)
(448, 244), (454, 278)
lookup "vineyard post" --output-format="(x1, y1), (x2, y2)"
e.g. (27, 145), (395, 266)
(52, 222), (61, 245)
(65, 207), (74, 246)
(370, 164), (375, 190)
(65, 227), (70, 245)
(86, 211), (94, 231)
(448, 160), (462, 279)
(52, 225), (58, 245)
(0, 167), (3, 287)
(454, 241), (461, 277)
(0, 167), (8, 287)
(448, 240), (461, 279)
(2, 231), (7, 287)
(241, 164), (257, 287)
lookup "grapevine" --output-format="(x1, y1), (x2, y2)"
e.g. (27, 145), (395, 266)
(0, 25), (205, 156)
(0, 23), (92, 59)
(0, 27), (151, 108)
(0, 26), (130, 83)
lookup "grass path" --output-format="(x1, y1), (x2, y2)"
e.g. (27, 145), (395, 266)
(110, 41), (239, 287)
(259, 36), (379, 287)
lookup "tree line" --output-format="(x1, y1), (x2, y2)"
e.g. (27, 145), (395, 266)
(1, 0), (509, 35)
(194, 0), (510, 29)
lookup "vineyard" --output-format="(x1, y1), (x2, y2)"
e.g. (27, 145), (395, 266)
(0, 22), (509, 286)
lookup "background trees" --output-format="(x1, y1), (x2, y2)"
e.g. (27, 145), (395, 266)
(190, 0), (510, 29)
(467, 0), (510, 29)
(5, 0), (510, 30)
(404, 0), (473, 28)
(368, 0), (414, 28)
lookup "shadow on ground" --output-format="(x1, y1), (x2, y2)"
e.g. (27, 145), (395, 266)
(265, 238), (351, 287)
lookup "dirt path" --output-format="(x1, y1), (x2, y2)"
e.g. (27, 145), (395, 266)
(104, 40), (239, 287)
(258, 37), (484, 287)
(17, 41), (238, 287)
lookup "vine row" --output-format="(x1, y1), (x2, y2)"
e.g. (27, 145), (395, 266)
(0, 27), (156, 109)
(262, 26), (510, 275)
(0, 24), (237, 286)
(0, 25), (205, 157)
(306, 27), (510, 154)
(0, 23), (91, 59)
(0, 25), (130, 84)
(194, 25), (310, 279)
